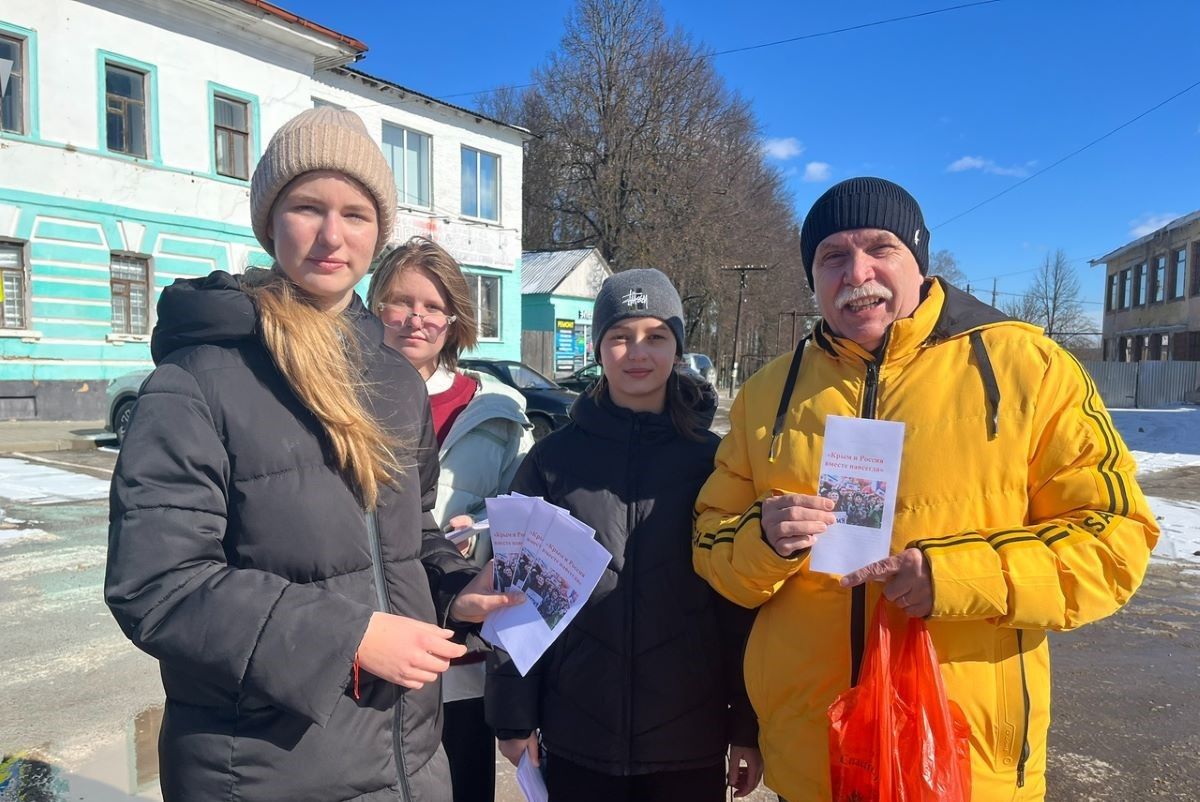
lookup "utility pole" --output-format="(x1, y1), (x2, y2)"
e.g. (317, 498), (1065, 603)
(991, 278), (998, 307)
(777, 310), (799, 352)
(722, 265), (768, 393)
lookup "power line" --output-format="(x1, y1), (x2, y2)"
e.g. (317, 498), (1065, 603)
(432, 0), (1005, 101)
(933, 76), (1200, 230)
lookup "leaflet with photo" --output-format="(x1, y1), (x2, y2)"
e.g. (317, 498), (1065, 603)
(483, 499), (610, 675)
(810, 415), (905, 576)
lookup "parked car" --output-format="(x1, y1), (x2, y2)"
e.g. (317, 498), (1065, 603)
(106, 369), (151, 445)
(557, 362), (603, 394)
(682, 352), (717, 385)
(459, 359), (578, 440)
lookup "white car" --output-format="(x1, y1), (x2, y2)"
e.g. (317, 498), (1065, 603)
(682, 353), (716, 385)
(105, 370), (150, 445)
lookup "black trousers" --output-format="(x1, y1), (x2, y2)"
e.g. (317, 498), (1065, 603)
(441, 697), (495, 802)
(544, 752), (726, 802)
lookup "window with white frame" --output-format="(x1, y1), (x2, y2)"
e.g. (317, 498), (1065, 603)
(382, 123), (431, 208)
(0, 242), (28, 329)
(0, 33), (26, 134)
(1120, 268), (1131, 309)
(1105, 273), (1117, 311)
(105, 62), (148, 157)
(111, 255), (150, 335)
(213, 94), (250, 180)
(465, 272), (500, 339)
(461, 146), (499, 221)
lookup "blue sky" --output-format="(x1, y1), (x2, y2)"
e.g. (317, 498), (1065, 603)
(279, 0), (1200, 318)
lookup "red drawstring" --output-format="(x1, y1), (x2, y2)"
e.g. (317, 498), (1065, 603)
(352, 652), (361, 700)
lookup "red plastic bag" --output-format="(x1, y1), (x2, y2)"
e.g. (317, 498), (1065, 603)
(828, 598), (972, 802)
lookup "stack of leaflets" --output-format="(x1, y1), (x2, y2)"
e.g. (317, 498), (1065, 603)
(481, 493), (611, 676)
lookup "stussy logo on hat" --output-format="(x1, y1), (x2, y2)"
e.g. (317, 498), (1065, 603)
(621, 288), (648, 310)
(914, 229), (922, 245)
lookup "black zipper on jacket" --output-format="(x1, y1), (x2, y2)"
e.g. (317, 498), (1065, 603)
(850, 346), (884, 687)
(364, 510), (413, 802)
(622, 416), (640, 769)
(1015, 629), (1031, 788)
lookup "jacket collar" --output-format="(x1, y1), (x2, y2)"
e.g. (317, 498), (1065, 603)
(813, 278), (1015, 365)
(439, 373), (531, 455)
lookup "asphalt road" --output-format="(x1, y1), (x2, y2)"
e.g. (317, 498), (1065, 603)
(1, 443), (1196, 801)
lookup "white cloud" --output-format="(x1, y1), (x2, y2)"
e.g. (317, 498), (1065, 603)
(803, 161), (832, 182)
(947, 155), (1032, 178)
(1129, 212), (1180, 238)
(761, 137), (804, 161)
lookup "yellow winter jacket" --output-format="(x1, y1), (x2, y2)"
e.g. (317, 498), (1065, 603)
(693, 280), (1158, 802)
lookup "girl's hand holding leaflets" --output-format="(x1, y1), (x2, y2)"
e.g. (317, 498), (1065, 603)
(449, 559), (526, 624)
(499, 733), (540, 768)
(357, 613), (466, 689)
(761, 493), (836, 558)
(446, 514), (475, 556)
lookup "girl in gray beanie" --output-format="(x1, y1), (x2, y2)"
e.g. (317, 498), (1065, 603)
(487, 269), (763, 801)
(106, 107), (516, 802)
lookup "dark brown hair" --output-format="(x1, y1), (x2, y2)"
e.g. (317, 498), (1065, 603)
(588, 367), (710, 441)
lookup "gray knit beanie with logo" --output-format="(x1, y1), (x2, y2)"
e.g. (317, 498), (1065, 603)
(250, 107), (397, 258)
(800, 177), (928, 289)
(591, 268), (685, 359)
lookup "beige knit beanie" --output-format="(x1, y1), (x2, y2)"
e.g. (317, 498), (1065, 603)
(250, 107), (397, 257)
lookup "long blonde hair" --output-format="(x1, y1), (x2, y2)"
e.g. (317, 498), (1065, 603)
(244, 268), (401, 509)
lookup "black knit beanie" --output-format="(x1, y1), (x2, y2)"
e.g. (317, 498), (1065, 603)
(591, 268), (685, 359)
(800, 177), (928, 289)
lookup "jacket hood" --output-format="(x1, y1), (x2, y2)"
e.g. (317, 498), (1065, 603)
(151, 270), (258, 364)
(151, 269), (377, 364)
(440, 371), (531, 455)
(570, 370), (717, 442)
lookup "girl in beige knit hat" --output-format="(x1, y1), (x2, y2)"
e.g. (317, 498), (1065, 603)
(106, 107), (519, 802)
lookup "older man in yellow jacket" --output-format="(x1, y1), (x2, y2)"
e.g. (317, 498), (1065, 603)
(693, 177), (1158, 802)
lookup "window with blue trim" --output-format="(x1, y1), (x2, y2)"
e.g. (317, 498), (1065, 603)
(105, 62), (148, 157)
(0, 33), (26, 134)
(213, 94), (250, 179)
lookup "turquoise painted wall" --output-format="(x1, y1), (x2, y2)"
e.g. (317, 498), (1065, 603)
(522, 293), (594, 332)
(0, 189), (522, 383)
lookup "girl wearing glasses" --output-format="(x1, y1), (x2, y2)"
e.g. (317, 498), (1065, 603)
(105, 109), (516, 802)
(368, 236), (534, 802)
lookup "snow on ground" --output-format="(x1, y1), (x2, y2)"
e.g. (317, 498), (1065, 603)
(0, 457), (110, 505)
(1110, 408), (1200, 472)
(1148, 496), (1200, 563)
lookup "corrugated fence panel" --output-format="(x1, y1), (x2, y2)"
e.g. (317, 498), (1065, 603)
(1082, 361), (1200, 409)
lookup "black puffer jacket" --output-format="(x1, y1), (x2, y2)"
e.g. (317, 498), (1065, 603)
(485, 381), (757, 775)
(105, 271), (475, 802)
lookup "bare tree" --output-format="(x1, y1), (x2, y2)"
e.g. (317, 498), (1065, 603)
(928, 249), (967, 287)
(1002, 250), (1096, 348)
(478, 0), (813, 373)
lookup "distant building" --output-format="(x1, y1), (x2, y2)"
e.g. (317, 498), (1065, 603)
(0, 0), (528, 419)
(521, 248), (611, 375)
(1092, 211), (1200, 361)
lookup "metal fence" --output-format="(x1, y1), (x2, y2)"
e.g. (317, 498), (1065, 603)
(1081, 360), (1200, 409)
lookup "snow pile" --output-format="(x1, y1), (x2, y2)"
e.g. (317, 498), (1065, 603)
(1147, 497), (1200, 563)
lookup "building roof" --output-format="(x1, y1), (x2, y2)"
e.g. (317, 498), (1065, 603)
(1090, 209), (1200, 265)
(232, 0), (368, 53)
(335, 67), (532, 139)
(521, 249), (604, 294)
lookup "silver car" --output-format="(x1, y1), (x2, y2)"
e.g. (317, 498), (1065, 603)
(681, 353), (716, 385)
(106, 370), (150, 445)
